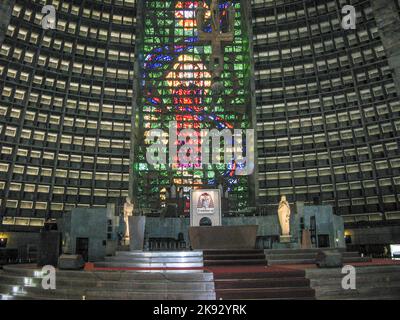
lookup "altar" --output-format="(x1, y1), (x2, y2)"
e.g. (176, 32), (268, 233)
(188, 189), (258, 249)
(189, 225), (258, 249)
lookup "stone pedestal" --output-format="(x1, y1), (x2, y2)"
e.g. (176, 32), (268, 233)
(280, 235), (291, 243)
(272, 242), (300, 249)
(316, 250), (343, 268)
(129, 216), (146, 251)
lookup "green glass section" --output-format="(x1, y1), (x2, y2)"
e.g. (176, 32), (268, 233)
(134, 0), (253, 212)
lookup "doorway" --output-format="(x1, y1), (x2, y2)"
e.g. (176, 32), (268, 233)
(317, 235), (330, 248)
(75, 238), (89, 262)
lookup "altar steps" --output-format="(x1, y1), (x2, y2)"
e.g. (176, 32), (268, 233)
(94, 251), (204, 269)
(203, 249), (267, 267)
(213, 270), (315, 300)
(215, 277), (310, 289)
(0, 264), (215, 300)
(305, 265), (400, 300)
(265, 248), (372, 265)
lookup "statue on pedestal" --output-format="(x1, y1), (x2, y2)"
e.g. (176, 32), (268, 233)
(195, 0), (235, 93)
(123, 197), (134, 243)
(170, 184), (177, 199)
(210, 0), (221, 33)
(195, 1), (206, 33)
(278, 195), (291, 242)
(227, 1), (235, 32)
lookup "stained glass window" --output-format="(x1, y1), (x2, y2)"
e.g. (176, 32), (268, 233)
(134, 0), (254, 213)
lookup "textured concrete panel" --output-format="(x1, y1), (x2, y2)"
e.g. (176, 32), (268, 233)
(346, 225), (400, 245)
(128, 216), (146, 250)
(37, 231), (61, 267)
(371, 0), (400, 95)
(0, 0), (14, 46)
(61, 208), (109, 262)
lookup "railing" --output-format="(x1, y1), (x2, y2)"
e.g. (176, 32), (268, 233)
(146, 237), (187, 251)
(0, 246), (37, 266)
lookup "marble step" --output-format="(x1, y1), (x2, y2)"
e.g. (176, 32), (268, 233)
(215, 277), (310, 289)
(306, 265), (400, 300)
(216, 287), (315, 300)
(267, 255), (372, 265)
(104, 256), (203, 263)
(265, 251), (360, 260)
(214, 270), (306, 280)
(204, 259), (266, 266)
(264, 248), (347, 255)
(115, 251), (202, 257)
(343, 256), (373, 263)
(309, 271), (400, 289)
(241, 297), (316, 300)
(85, 289), (215, 300)
(0, 265), (216, 300)
(0, 273), (215, 291)
(0, 284), (216, 300)
(315, 284), (400, 299)
(2, 265), (212, 280)
(265, 253), (318, 260)
(267, 259), (316, 265)
(203, 253), (266, 260)
(322, 294), (400, 300)
(94, 261), (203, 268)
(101, 250), (204, 267)
(305, 265), (400, 279)
(203, 249), (264, 255)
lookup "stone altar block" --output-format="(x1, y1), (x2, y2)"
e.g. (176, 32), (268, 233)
(189, 225), (258, 250)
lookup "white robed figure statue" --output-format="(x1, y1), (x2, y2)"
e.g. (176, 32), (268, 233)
(123, 197), (134, 244)
(278, 195), (291, 242)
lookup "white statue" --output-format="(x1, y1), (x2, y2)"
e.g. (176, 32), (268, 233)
(170, 184), (176, 199)
(278, 195), (291, 238)
(227, 1), (235, 32)
(210, 0), (220, 33)
(218, 183), (223, 195)
(123, 197), (134, 242)
(196, 1), (206, 33)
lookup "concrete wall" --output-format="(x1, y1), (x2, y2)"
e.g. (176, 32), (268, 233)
(144, 217), (190, 244)
(372, 0), (400, 95)
(0, 0), (14, 46)
(0, 231), (39, 249)
(346, 226), (400, 245)
(61, 207), (114, 262)
(302, 206), (346, 248)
